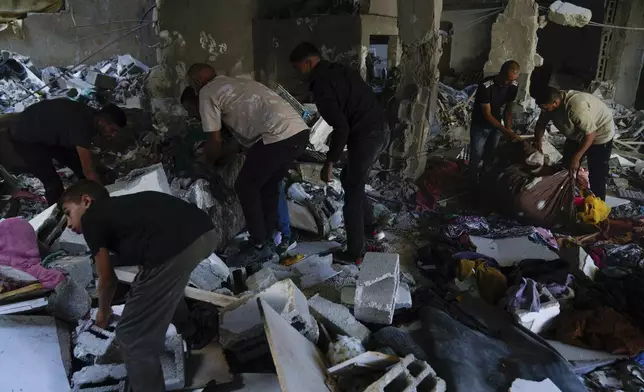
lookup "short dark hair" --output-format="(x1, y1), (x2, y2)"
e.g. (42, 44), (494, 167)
(180, 86), (198, 105)
(289, 42), (321, 63)
(536, 87), (562, 105)
(98, 104), (127, 127)
(186, 63), (216, 79)
(500, 60), (520, 76)
(58, 180), (110, 208)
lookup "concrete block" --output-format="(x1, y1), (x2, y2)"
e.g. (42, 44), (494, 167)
(511, 287), (560, 334)
(395, 283), (413, 310)
(246, 267), (278, 292)
(548, 1), (592, 27)
(341, 286), (356, 307)
(72, 364), (126, 388)
(308, 294), (370, 344)
(74, 326), (116, 364)
(49, 255), (94, 289)
(355, 253), (400, 325)
(48, 276), (91, 323)
(161, 334), (185, 390)
(85, 70), (118, 90)
(363, 354), (446, 392)
(189, 254), (230, 291)
(219, 279), (316, 353)
(75, 381), (126, 392)
(105, 163), (171, 197)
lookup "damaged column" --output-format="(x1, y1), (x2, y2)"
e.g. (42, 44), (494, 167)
(484, 0), (541, 110)
(392, 0), (443, 179)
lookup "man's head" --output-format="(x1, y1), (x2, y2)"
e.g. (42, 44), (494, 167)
(497, 60), (521, 85)
(95, 104), (126, 138)
(290, 42), (322, 77)
(58, 180), (110, 234)
(536, 87), (563, 112)
(186, 63), (217, 93)
(180, 86), (200, 119)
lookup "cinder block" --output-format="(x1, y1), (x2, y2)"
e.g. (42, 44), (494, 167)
(355, 253), (400, 325)
(75, 380), (126, 392)
(246, 267), (278, 292)
(72, 364), (126, 388)
(161, 334), (185, 390)
(219, 279), (316, 355)
(363, 354), (446, 392)
(395, 283), (413, 310)
(74, 326), (117, 364)
(308, 294), (370, 344)
(85, 70), (118, 90)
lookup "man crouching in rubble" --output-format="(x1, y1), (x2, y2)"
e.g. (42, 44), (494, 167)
(186, 63), (309, 266)
(9, 99), (126, 205)
(535, 87), (615, 200)
(59, 180), (216, 392)
(469, 60), (522, 186)
(290, 42), (388, 265)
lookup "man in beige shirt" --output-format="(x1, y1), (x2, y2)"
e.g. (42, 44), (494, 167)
(535, 87), (615, 200)
(187, 63), (309, 266)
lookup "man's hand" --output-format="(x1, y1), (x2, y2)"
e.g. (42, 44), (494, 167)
(95, 308), (112, 329)
(504, 128), (521, 142)
(570, 154), (582, 174)
(321, 161), (333, 183)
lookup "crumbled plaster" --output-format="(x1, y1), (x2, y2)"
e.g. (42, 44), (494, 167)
(296, 17), (319, 32)
(199, 31), (228, 62)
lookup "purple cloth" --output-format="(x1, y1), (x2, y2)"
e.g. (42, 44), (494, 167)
(506, 278), (541, 312)
(0, 218), (65, 289)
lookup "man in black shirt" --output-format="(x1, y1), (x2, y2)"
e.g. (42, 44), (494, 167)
(10, 99), (126, 205)
(59, 180), (216, 392)
(290, 42), (388, 265)
(469, 61), (521, 185)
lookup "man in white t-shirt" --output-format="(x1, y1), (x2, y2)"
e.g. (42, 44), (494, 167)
(535, 87), (615, 200)
(187, 63), (309, 266)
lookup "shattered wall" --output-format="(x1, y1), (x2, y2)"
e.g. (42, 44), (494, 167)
(606, 0), (644, 108)
(0, 0), (157, 68)
(253, 15), (363, 99)
(441, 9), (495, 74)
(484, 0), (540, 108)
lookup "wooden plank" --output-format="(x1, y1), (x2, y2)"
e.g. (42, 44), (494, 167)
(259, 298), (335, 392)
(114, 267), (238, 308)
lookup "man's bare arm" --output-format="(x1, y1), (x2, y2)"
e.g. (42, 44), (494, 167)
(76, 146), (101, 184)
(504, 104), (514, 130)
(95, 248), (117, 327)
(482, 103), (518, 140)
(570, 132), (597, 172)
(534, 122), (547, 151)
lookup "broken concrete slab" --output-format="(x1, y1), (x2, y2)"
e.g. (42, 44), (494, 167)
(49, 255), (94, 289)
(106, 163), (171, 197)
(363, 354), (446, 392)
(327, 351), (399, 376)
(308, 294), (371, 344)
(85, 70), (118, 90)
(55, 229), (90, 254)
(288, 241), (342, 257)
(395, 283), (412, 310)
(287, 200), (319, 234)
(0, 315), (70, 392)
(219, 279), (316, 353)
(72, 364), (127, 388)
(0, 297), (49, 315)
(548, 1), (592, 27)
(246, 267), (278, 292)
(470, 236), (559, 267)
(161, 334), (185, 390)
(259, 298), (334, 392)
(74, 325), (116, 364)
(184, 341), (233, 388)
(355, 253), (400, 325)
(511, 286), (560, 334)
(189, 253), (230, 291)
(293, 254), (341, 288)
(341, 286), (356, 307)
(48, 276), (91, 322)
(560, 244), (598, 280)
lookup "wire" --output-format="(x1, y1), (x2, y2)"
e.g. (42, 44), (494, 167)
(136, 4), (160, 49)
(450, 7), (502, 15)
(69, 20), (146, 28)
(587, 21), (644, 31)
(70, 22), (153, 43)
(460, 8), (501, 32)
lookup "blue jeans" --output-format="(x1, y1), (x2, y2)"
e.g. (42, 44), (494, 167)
(277, 180), (291, 238)
(469, 123), (502, 184)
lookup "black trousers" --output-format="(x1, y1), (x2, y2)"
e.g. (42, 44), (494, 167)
(11, 140), (85, 205)
(235, 130), (309, 245)
(562, 138), (613, 200)
(343, 128), (388, 258)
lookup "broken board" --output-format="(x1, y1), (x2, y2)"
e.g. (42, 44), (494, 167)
(470, 236), (559, 267)
(114, 267), (238, 308)
(327, 351), (400, 376)
(258, 298), (335, 392)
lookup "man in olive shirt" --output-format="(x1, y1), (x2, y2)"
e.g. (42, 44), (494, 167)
(59, 180), (217, 392)
(535, 87), (615, 200)
(10, 98), (126, 205)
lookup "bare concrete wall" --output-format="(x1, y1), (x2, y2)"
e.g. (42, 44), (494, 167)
(0, 0), (157, 68)
(442, 9), (494, 73)
(360, 14), (398, 77)
(253, 15), (363, 99)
